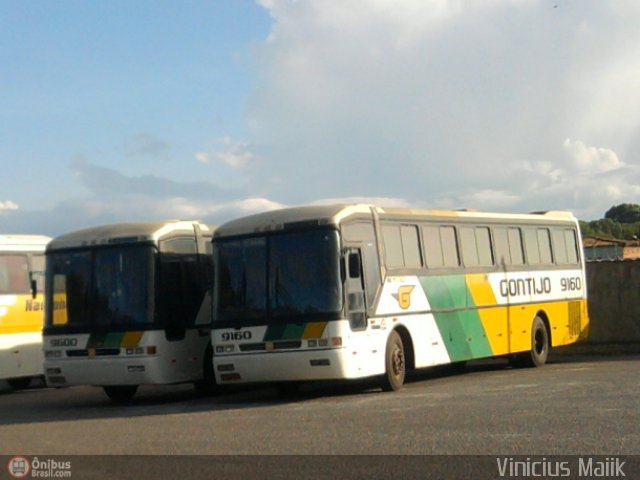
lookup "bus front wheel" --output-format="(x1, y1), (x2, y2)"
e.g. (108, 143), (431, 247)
(103, 385), (138, 403)
(7, 377), (32, 390)
(381, 330), (405, 392)
(194, 345), (217, 396)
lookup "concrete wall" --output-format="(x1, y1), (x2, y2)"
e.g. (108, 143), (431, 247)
(585, 260), (640, 343)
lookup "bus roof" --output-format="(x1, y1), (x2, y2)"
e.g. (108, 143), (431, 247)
(0, 234), (51, 252)
(214, 204), (579, 238)
(48, 221), (215, 251)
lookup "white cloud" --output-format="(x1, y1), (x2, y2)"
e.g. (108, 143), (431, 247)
(195, 137), (255, 169)
(248, 0), (640, 218)
(562, 138), (623, 173)
(0, 200), (19, 212)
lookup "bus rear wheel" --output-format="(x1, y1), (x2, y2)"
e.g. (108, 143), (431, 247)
(511, 316), (549, 368)
(381, 330), (405, 392)
(103, 385), (138, 403)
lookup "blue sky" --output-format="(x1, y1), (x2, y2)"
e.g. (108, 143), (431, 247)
(2, 0), (640, 236)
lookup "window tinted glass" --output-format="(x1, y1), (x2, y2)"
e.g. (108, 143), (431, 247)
(508, 228), (524, 265)
(441, 226), (460, 267)
(524, 229), (540, 265)
(31, 254), (46, 292)
(423, 225), (444, 267)
(0, 255), (29, 294)
(46, 251), (92, 326)
(537, 228), (553, 264)
(476, 227), (493, 266)
(160, 237), (197, 254)
(381, 225), (403, 268)
(215, 237), (267, 323)
(95, 247), (154, 326)
(269, 230), (341, 316)
(460, 227), (479, 266)
(565, 230), (579, 264)
(400, 225), (422, 268)
(494, 228), (510, 265)
(552, 229), (568, 264)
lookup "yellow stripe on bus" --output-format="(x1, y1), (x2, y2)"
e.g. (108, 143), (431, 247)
(302, 322), (327, 339)
(121, 331), (144, 348)
(464, 274), (510, 355)
(0, 294), (44, 335)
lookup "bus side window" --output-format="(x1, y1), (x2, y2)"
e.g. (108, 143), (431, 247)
(524, 229), (540, 265)
(565, 229), (579, 264)
(423, 225), (461, 269)
(537, 228), (553, 264)
(30, 254), (46, 294)
(0, 255), (30, 294)
(493, 227), (510, 266)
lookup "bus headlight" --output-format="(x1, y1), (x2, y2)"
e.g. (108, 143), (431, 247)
(215, 345), (235, 353)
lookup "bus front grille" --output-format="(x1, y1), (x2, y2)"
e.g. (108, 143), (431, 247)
(66, 348), (121, 357)
(239, 341), (302, 352)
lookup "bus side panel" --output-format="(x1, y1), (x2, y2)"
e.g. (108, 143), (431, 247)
(419, 275), (494, 362)
(0, 293), (45, 379)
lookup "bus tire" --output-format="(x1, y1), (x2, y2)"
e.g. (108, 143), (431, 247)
(103, 385), (138, 403)
(381, 330), (405, 392)
(194, 345), (217, 396)
(523, 316), (550, 368)
(276, 382), (300, 397)
(7, 377), (32, 390)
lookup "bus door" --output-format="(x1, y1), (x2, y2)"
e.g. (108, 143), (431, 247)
(343, 247), (378, 374)
(344, 248), (367, 331)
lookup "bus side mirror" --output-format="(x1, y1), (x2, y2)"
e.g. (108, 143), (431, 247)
(348, 253), (361, 279)
(30, 279), (37, 299)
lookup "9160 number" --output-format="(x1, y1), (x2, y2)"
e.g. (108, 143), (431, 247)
(221, 331), (252, 341)
(560, 277), (582, 292)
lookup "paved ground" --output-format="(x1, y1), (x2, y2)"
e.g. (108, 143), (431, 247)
(1, 354), (638, 478)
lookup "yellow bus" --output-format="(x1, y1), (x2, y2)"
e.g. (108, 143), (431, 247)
(211, 204), (589, 391)
(43, 221), (215, 402)
(0, 234), (51, 390)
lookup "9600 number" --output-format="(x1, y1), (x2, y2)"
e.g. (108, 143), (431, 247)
(560, 277), (582, 292)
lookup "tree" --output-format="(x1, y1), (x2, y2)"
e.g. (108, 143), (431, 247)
(580, 204), (640, 240)
(604, 203), (640, 224)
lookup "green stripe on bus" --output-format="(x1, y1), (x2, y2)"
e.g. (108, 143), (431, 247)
(103, 332), (126, 348)
(264, 322), (315, 341)
(87, 332), (107, 348)
(420, 275), (493, 361)
(87, 331), (126, 348)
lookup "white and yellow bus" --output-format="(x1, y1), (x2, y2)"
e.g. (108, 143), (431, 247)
(43, 221), (215, 402)
(211, 204), (589, 391)
(0, 234), (51, 390)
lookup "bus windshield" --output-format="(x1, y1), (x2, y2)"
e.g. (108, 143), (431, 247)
(46, 245), (155, 328)
(214, 229), (342, 325)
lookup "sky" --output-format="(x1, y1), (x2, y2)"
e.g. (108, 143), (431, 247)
(1, 0), (639, 237)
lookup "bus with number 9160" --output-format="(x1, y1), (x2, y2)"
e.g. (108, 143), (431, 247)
(211, 204), (589, 392)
